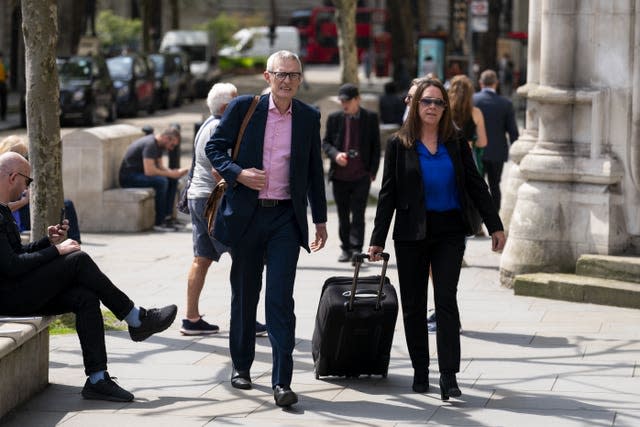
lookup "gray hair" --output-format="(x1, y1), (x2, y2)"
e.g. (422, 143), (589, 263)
(266, 50), (302, 72)
(480, 69), (498, 86)
(206, 82), (238, 115)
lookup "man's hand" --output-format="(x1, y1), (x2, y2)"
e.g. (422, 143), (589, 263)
(491, 230), (506, 252)
(48, 220), (69, 245)
(335, 152), (349, 167)
(310, 223), (327, 252)
(55, 238), (80, 255)
(171, 168), (189, 179)
(368, 245), (384, 261)
(237, 168), (266, 191)
(211, 168), (223, 183)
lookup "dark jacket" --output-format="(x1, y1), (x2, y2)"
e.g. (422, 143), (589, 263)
(322, 107), (381, 181)
(205, 94), (327, 252)
(369, 133), (503, 247)
(0, 205), (58, 282)
(472, 88), (519, 162)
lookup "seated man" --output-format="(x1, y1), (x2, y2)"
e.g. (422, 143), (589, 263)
(0, 152), (177, 402)
(118, 127), (188, 231)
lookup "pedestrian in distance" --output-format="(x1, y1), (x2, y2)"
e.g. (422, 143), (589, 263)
(206, 50), (327, 408)
(368, 78), (506, 400)
(0, 151), (178, 402)
(181, 82), (267, 337)
(472, 69), (519, 211)
(323, 83), (380, 263)
(118, 127), (189, 231)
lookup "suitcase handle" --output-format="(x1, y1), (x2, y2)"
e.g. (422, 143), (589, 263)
(348, 252), (390, 311)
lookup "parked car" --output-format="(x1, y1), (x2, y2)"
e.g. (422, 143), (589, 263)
(170, 50), (195, 104)
(106, 53), (156, 117)
(159, 30), (221, 97)
(57, 55), (117, 126)
(148, 52), (181, 109)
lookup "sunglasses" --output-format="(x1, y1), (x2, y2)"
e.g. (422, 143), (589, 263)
(268, 71), (302, 81)
(15, 172), (34, 186)
(419, 97), (447, 108)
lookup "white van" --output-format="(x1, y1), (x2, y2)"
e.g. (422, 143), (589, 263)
(218, 26), (300, 69)
(159, 30), (220, 97)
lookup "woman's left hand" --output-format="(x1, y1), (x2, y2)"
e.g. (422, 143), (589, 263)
(491, 230), (506, 252)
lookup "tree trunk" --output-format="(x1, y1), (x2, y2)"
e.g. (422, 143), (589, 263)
(387, 0), (415, 90)
(169, 0), (179, 30)
(475, 0), (501, 72)
(140, 0), (152, 53)
(21, 0), (63, 240)
(333, 0), (359, 84)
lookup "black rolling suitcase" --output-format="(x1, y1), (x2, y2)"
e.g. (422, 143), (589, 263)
(312, 253), (398, 379)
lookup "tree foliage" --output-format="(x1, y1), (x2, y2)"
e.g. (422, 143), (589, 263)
(96, 9), (142, 53)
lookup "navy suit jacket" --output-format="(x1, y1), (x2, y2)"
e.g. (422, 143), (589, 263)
(205, 94), (327, 252)
(472, 88), (519, 162)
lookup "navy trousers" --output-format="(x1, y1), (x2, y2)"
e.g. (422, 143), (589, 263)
(229, 202), (301, 388)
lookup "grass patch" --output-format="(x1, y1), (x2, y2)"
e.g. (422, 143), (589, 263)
(49, 310), (127, 335)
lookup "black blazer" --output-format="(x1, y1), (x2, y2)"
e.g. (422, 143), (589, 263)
(322, 107), (381, 180)
(369, 133), (503, 247)
(205, 94), (327, 252)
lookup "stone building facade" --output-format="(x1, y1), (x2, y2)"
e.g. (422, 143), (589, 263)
(500, 0), (640, 286)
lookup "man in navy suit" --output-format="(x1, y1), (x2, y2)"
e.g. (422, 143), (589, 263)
(206, 50), (327, 407)
(473, 69), (519, 210)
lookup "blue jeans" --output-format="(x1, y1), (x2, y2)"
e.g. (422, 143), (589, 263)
(120, 173), (176, 225)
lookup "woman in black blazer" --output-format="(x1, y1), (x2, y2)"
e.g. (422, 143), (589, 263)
(368, 79), (506, 400)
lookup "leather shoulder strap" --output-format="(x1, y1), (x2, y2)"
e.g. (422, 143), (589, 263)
(232, 95), (260, 160)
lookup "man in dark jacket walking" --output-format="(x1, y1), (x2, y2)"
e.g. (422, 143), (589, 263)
(473, 69), (519, 210)
(323, 83), (381, 262)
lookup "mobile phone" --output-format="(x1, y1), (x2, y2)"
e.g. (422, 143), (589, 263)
(59, 207), (66, 225)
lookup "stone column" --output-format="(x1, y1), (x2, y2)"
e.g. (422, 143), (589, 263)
(499, 0), (541, 232)
(499, 0), (628, 287)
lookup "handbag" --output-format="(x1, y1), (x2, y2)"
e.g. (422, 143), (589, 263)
(205, 95), (260, 234)
(177, 115), (216, 214)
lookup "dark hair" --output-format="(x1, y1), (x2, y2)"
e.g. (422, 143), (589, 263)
(448, 74), (474, 130)
(396, 79), (454, 149)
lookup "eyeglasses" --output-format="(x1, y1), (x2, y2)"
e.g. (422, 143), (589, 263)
(419, 97), (446, 108)
(15, 172), (33, 186)
(268, 71), (302, 81)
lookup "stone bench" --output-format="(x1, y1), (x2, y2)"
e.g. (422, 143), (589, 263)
(63, 125), (155, 232)
(0, 316), (54, 419)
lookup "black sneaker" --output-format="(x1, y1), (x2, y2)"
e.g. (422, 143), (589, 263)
(129, 305), (178, 342)
(255, 321), (268, 337)
(81, 372), (134, 402)
(180, 317), (220, 335)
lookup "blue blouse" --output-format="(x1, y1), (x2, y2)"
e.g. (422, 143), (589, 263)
(416, 141), (461, 212)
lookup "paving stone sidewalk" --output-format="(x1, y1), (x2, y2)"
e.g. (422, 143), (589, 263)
(2, 203), (640, 427)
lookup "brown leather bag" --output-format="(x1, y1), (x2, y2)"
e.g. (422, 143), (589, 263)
(205, 95), (260, 234)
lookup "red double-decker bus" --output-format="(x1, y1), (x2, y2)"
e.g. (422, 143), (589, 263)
(289, 7), (391, 76)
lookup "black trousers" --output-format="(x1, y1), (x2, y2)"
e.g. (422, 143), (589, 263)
(0, 251), (134, 375)
(394, 210), (466, 375)
(482, 159), (504, 211)
(332, 175), (371, 253)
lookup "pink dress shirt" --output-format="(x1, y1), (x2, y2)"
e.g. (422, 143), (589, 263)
(259, 94), (292, 200)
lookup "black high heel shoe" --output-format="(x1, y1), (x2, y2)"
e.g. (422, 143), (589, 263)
(412, 371), (429, 393)
(439, 373), (461, 401)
